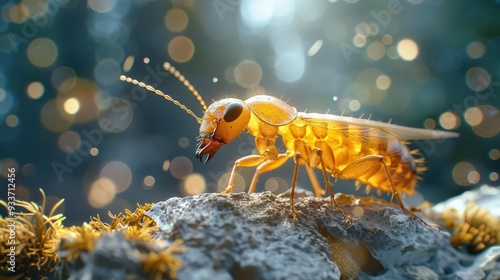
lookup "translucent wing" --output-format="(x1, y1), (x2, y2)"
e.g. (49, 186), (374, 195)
(297, 112), (459, 141)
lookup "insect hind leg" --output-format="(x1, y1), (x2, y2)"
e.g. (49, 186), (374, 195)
(338, 155), (438, 229)
(379, 159), (439, 230)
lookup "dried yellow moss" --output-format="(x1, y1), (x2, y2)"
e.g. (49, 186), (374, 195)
(0, 189), (185, 279)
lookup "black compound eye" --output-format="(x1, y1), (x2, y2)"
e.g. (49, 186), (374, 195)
(223, 102), (243, 122)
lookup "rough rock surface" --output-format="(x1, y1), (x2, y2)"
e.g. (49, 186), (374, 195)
(147, 187), (500, 280)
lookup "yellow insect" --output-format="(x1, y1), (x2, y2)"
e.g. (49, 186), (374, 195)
(120, 62), (459, 227)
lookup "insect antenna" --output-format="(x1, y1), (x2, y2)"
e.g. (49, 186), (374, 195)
(119, 75), (203, 124)
(162, 62), (208, 113)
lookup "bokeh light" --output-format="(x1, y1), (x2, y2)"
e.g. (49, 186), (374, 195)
(100, 161), (132, 193)
(439, 112), (460, 130)
(143, 175), (155, 189)
(26, 81), (44, 99)
(217, 172), (245, 193)
(466, 67), (490, 91)
(40, 99), (75, 132)
(452, 162), (478, 187)
(5, 114), (19, 127)
(88, 0), (116, 13)
(88, 178), (116, 208)
(58, 130), (81, 153)
(466, 41), (485, 59)
(182, 173), (206, 195)
(397, 39), (419, 61)
(164, 8), (188, 32)
(27, 38), (58, 68)
(234, 60), (262, 88)
(170, 156), (193, 179)
(63, 97), (80, 115)
(167, 36), (194, 63)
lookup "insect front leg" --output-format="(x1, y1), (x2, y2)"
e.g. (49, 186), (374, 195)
(247, 152), (292, 193)
(223, 155), (265, 194)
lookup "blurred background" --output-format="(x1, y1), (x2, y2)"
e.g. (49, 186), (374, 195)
(0, 0), (499, 225)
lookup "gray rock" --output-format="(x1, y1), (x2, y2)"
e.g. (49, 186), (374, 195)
(146, 188), (500, 280)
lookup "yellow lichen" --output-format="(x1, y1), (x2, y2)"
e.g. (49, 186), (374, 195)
(0, 189), (184, 279)
(0, 189), (64, 280)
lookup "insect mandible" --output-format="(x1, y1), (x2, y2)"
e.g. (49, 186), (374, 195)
(120, 62), (459, 227)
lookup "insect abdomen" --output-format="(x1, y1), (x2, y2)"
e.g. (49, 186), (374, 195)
(279, 120), (423, 196)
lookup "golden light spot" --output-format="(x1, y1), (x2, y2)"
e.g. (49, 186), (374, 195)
(423, 118), (436, 129)
(213, 77), (219, 83)
(123, 55), (134, 72)
(489, 149), (500, 160)
(167, 36), (194, 63)
(178, 137), (189, 148)
(51, 67), (77, 91)
(439, 112), (460, 130)
(469, 105), (500, 138)
(27, 38), (58, 68)
(100, 161), (132, 193)
(162, 160), (171, 171)
(397, 39), (419, 61)
(57, 130), (81, 152)
(88, 178), (116, 208)
(8, 4), (28, 23)
(143, 57), (150, 64)
(348, 99), (361, 111)
(382, 34), (393, 45)
(466, 41), (485, 59)
(467, 171), (480, 184)
(366, 41), (385, 61)
(40, 99), (75, 132)
(234, 60), (262, 88)
(217, 172), (245, 193)
(57, 78), (100, 124)
(490, 172), (499, 181)
(452, 162), (476, 187)
(90, 147), (99, 156)
(353, 34), (366, 48)
(87, 0), (116, 13)
(265, 178), (279, 192)
(464, 107), (482, 126)
(466, 67), (490, 91)
(182, 173), (206, 195)
(5, 115), (19, 127)
(375, 74), (391, 90)
(170, 156), (193, 179)
(26, 81), (44, 99)
(352, 206), (364, 218)
(143, 175), (155, 188)
(164, 8), (188, 32)
(64, 97), (80, 115)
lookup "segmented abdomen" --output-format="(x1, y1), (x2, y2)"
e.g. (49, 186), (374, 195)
(279, 118), (425, 195)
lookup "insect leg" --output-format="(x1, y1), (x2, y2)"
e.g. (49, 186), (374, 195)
(248, 152), (292, 194)
(379, 159), (439, 230)
(338, 155), (438, 229)
(290, 153), (301, 224)
(304, 165), (325, 198)
(223, 155), (265, 193)
(313, 148), (353, 222)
